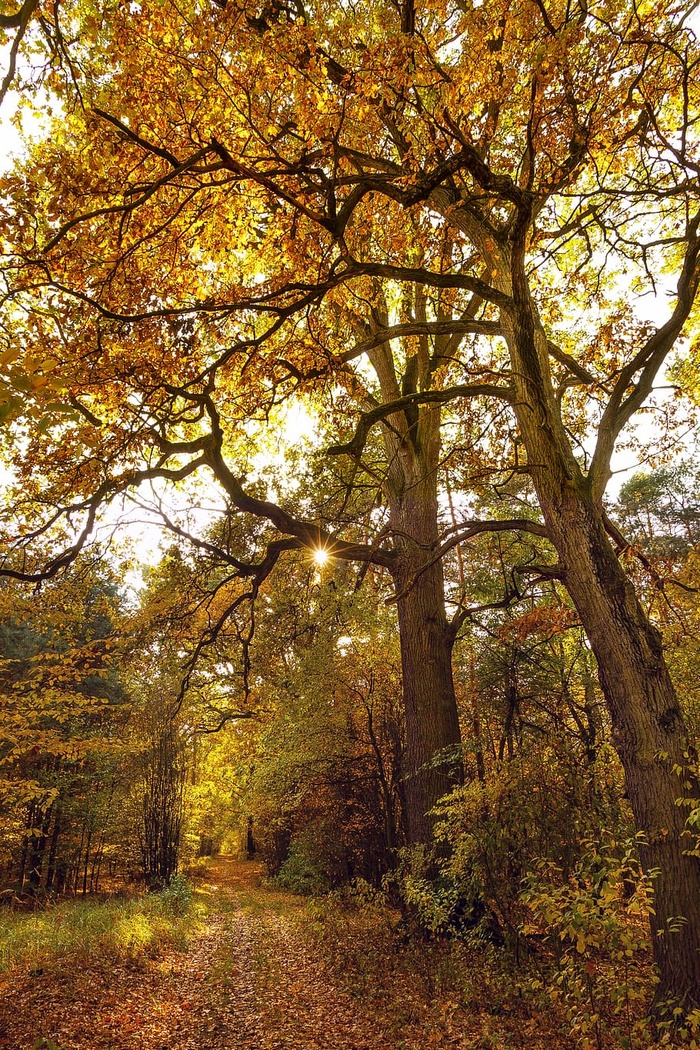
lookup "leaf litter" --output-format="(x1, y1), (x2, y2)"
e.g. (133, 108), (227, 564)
(0, 858), (570, 1050)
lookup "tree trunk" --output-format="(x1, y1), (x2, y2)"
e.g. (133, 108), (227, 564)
(494, 231), (700, 1004)
(545, 489), (700, 1003)
(364, 697), (398, 854)
(26, 804), (52, 894)
(366, 325), (464, 846)
(391, 488), (463, 844)
(45, 806), (62, 892)
(82, 825), (92, 896)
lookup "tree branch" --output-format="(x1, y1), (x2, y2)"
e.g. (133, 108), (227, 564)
(340, 319), (502, 363)
(327, 384), (515, 460)
(590, 208), (700, 499)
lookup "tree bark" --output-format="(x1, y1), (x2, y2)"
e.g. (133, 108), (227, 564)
(45, 805), (62, 892)
(544, 487), (700, 1003)
(363, 317), (464, 845)
(390, 484), (463, 844)
(488, 209), (700, 1005)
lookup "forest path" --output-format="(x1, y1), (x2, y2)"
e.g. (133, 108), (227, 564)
(0, 857), (561, 1050)
(0, 856), (401, 1050)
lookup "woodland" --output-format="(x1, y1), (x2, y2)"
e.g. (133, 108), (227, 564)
(0, 0), (699, 1047)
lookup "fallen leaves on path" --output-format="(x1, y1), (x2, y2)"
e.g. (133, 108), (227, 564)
(0, 858), (573, 1049)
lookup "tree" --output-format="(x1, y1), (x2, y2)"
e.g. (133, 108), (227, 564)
(138, 704), (185, 889)
(242, 556), (406, 884)
(1, 0), (700, 1003)
(0, 561), (131, 894)
(614, 461), (700, 562)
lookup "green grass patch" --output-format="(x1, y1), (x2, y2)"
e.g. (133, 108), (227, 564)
(0, 879), (204, 974)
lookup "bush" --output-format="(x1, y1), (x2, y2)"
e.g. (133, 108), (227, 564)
(276, 845), (330, 896)
(156, 872), (193, 916)
(386, 844), (468, 935)
(520, 835), (654, 1048)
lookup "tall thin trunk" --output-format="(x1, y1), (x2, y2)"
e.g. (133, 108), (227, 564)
(18, 802), (34, 891)
(27, 804), (52, 894)
(363, 697), (397, 853)
(45, 806), (62, 892)
(73, 821), (86, 894)
(90, 830), (105, 892)
(468, 654), (486, 786)
(82, 826), (92, 896)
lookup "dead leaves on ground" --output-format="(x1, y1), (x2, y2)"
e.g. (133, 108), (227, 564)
(0, 858), (573, 1050)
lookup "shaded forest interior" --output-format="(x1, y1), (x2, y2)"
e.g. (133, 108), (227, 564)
(3, 463), (700, 1049)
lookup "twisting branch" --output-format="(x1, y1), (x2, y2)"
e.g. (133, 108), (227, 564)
(92, 107), (182, 168)
(340, 319), (502, 363)
(0, 457), (208, 583)
(590, 208), (700, 499)
(547, 340), (597, 385)
(42, 146), (212, 252)
(344, 257), (514, 312)
(193, 710), (255, 734)
(0, 0), (39, 107)
(199, 393), (397, 569)
(0, 0), (38, 28)
(387, 517), (551, 606)
(327, 384), (516, 461)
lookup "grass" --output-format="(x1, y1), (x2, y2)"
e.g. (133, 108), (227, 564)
(0, 882), (204, 974)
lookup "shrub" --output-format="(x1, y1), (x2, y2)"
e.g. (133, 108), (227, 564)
(520, 835), (654, 1048)
(156, 872), (193, 916)
(276, 845), (330, 896)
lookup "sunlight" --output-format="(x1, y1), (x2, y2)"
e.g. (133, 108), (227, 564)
(313, 547), (329, 566)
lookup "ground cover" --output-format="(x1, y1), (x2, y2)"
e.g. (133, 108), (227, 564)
(0, 856), (623, 1050)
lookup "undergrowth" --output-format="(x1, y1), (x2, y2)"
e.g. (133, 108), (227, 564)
(0, 876), (201, 974)
(303, 884), (575, 1050)
(301, 869), (699, 1050)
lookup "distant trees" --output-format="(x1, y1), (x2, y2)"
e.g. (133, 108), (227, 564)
(0, 564), (130, 894)
(242, 561), (406, 887)
(0, 564), (196, 893)
(615, 462), (700, 562)
(139, 711), (185, 889)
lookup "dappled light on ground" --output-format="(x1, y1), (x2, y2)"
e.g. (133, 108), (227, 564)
(0, 857), (568, 1049)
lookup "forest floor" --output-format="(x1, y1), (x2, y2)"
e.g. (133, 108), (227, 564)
(0, 856), (572, 1050)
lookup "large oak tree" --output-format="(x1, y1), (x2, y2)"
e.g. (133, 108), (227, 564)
(1, 0), (700, 1003)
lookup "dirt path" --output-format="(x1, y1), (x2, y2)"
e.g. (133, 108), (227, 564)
(0, 858), (567, 1050)
(0, 858), (401, 1050)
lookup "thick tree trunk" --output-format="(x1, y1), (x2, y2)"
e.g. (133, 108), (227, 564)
(365, 322), (463, 844)
(545, 492), (700, 1003)
(391, 490), (463, 844)
(494, 237), (700, 1004)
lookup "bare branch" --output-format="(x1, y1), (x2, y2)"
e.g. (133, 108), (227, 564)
(387, 517), (551, 606)
(590, 208), (700, 498)
(0, 0), (39, 107)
